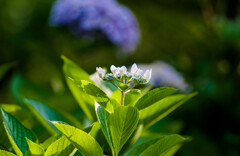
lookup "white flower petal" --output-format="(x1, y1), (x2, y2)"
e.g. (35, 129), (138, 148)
(131, 63), (138, 74)
(110, 65), (119, 75)
(120, 66), (127, 75)
(143, 69), (152, 82)
(96, 67), (106, 78)
(136, 69), (143, 76)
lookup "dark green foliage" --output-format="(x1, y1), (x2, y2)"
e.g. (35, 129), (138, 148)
(0, 58), (195, 156)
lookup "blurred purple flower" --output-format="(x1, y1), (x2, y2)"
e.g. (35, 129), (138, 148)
(138, 61), (189, 90)
(49, 0), (140, 53)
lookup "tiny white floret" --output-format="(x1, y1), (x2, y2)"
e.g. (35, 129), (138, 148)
(143, 69), (152, 82)
(119, 66), (127, 75)
(110, 65), (119, 75)
(96, 67), (106, 78)
(131, 63), (138, 74)
(136, 69), (143, 76)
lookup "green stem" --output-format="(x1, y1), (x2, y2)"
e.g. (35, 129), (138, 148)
(121, 91), (125, 106)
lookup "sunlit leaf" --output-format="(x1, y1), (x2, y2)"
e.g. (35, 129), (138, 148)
(110, 106), (139, 155)
(26, 138), (44, 156)
(140, 92), (197, 128)
(0, 149), (16, 156)
(88, 122), (112, 155)
(0, 108), (36, 156)
(135, 87), (178, 110)
(52, 121), (103, 156)
(41, 134), (62, 150)
(44, 136), (76, 156)
(125, 89), (142, 106)
(62, 56), (96, 121)
(95, 103), (114, 154)
(70, 79), (111, 110)
(127, 134), (190, 156)
(120, 124), (143, 154)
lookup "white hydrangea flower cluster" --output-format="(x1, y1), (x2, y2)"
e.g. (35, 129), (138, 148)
(96, 63), (152, 91)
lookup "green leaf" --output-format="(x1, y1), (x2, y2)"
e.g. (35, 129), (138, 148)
(0, 122), (11, 151)
(110, 106), (139, 155)
(52, 121), (103, 156)
(95, 104), (114, 154)
(0, 149), (17, 156)
(135, 87), (178, 110)
(44, 136), (76, 156)
(117, 83), (129, 91)
(24, 98), (65, 135)
(62, 56), (96, 121)
(124, 89), (142, 106)
(0, 105), (19, 151)
(0, 108), (36, 156)
(88, 122), (112, 155)
(26, 138), (44, 156)
(120, 124), (143, 154)
(127, 134), (190, 156)
(140, 92), (197, 129)
(41, 134), (62, 150)
(71, 79), (111, 110)
(111, 90), (121, 104)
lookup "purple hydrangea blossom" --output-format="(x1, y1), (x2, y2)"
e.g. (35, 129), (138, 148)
(137, 61), (189, 90)
(49, 0), (140, 53)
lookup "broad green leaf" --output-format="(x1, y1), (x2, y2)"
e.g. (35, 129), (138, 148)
(52, 121), (103, 156)
(62, 56), (96, 121)
(0, 121), (11, 151)
(24, 98), (65, 135)
(95, 103), (114, 154)
(26, 138), (44, 156)
(88, 122), (112, 155)
(41, 134), (62, 150)
(135, 87), (178, 110)
(71, 79), (111, 110)
(0, 108), (36, 156)
(140, 92), (197, 129)
(120, 124), (143, 154)
(0, 149), (17, 156)
(0, 104), (34, 150)
(0, 62), (16, 80)
(44, 136), (76, 156)
(124, 89), (142, 106)
(127, 134), (189, 156)
(111, 90), (121, 104)
(0, 105), (20, 152)
(110, 106), (139, 155)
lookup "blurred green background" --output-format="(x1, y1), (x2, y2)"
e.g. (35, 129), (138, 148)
(1, 0), (240, 155)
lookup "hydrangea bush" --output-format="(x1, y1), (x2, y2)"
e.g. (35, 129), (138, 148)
(49, 0), (140, 52)
(0, 56), (196, 156)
